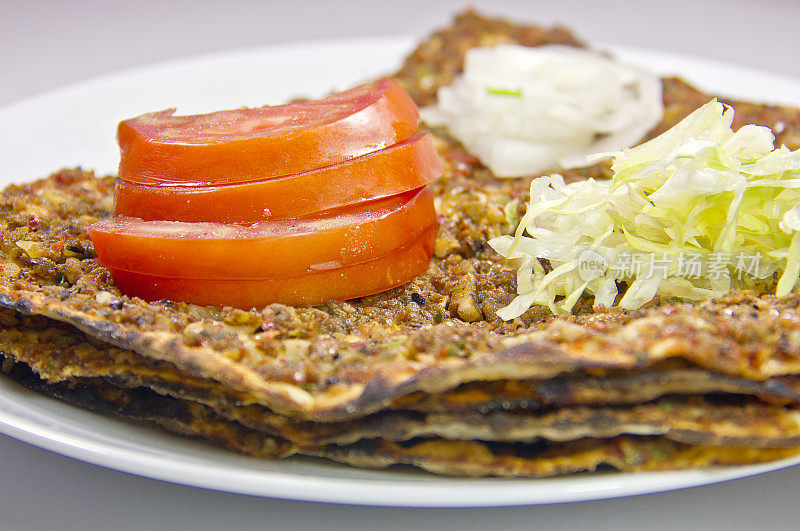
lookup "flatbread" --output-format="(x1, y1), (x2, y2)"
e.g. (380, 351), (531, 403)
(8, 311), (800, 414)
(6, 360), (798, 478)
(5, 319), (800, 448)
(219, 397), (800, 447)
(403, 371), (800, 413)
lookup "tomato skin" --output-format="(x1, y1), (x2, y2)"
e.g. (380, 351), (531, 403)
(117, 78), (419, 186)
(89, 187), (435, 280)
(114, 134), (442, 223)
(108, 225), (436, 308)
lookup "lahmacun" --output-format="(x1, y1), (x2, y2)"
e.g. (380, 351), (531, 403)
(3, 10), (800, 477)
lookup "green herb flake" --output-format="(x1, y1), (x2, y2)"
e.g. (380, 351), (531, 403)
(487, 87), (523, 97)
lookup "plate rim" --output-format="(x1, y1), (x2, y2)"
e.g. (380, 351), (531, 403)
(2, 35), (800, 507)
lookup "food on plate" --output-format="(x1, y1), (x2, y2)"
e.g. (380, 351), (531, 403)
(8, 307), (800, 422)
(117, 77), (419, 185)
(98, 80), (441, 306)
(421, 44), (663, 177)
(5, 318), (800, 473)
(9, 361), (797, 477)
(489, 99), (800, 316)
(106, 225), (436, 307)
(90, 187), (435, 280)
(113, 133), (442, 223)
(3, 9), (800, 478)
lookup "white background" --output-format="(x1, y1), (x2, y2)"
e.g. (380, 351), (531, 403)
(3, 0), (800, 528)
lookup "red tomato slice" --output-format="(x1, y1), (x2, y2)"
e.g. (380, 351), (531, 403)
(114, 134), (442, 223)
(117, 78), (419, 186)
(88, 186), (435, 280)
(108, 225), (436, 308)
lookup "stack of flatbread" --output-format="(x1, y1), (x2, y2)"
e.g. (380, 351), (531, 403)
(3, 10), (800, 477)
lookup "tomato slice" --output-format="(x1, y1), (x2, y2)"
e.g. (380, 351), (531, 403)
(117, 78), (419, 186)
(88, 186), (435, 280)
(114, 134), (442, 223)
(107, 225), (436, 308)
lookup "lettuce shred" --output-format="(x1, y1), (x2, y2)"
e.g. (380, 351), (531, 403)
(488, 99), (800, 318)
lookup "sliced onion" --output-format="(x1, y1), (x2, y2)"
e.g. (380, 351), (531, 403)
(422, 44), (664, 178)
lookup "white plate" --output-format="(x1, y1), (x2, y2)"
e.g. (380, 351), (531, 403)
(1, 37), (800, 507)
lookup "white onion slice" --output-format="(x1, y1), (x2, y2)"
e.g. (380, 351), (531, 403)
(421, 44), (664, 178)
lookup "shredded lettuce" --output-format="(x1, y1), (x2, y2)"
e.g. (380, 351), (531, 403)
(488, 99), (800, 318)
